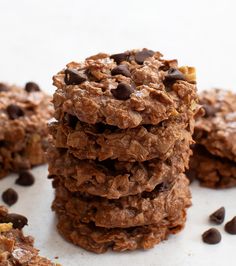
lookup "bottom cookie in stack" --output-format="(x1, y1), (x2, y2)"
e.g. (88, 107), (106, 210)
(52, 174), (191, 253)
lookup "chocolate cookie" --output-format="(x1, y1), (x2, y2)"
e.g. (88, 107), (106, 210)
(49, 111), (194, 162)
(194, 89), (236, 161)
(0, 206), (59, 265)
(48, 138), (192, 199)
(0, 83), (53, 178)
(53, 50), (197, 129)
(188, 145), (236, 188)
(52, 174), (191, 228)
(54, 203), (187, 253)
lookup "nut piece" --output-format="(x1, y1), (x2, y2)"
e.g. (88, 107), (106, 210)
(178, 66), (196, 83)
(0, 223), (13, 233)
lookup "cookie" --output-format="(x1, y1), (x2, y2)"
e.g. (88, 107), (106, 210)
(0, 83), (53, 178)
(49, 111), (194, 162)
(188, 145), (236, 188)
(48, 138), (192, 199)
(52, 49), (197, 129)
(52, 174), (191, 228)
(0, 206), (59, 265)
(54, 203), (187, 253)
(194, 89), (236, 161)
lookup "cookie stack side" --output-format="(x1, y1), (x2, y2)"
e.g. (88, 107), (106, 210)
(188, 89), (236, 188)
(48, 49), (198, 253)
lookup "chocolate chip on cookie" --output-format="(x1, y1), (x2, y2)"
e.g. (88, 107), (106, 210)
(111, 83), (134, 100)
(209, 207), (225, 224)
(111, 65), (131, 77)
(110, 53), (129, 64)
(202, 228), (221, 244)
(165, 68), (185, 82)
(16, 171), (35, 186)
(0, 213), (28, 229)
(65, 113), (78, 129)
(225, 216), (236, 234)
(64, 68), (88, 85)
(25, 82), (41, 92)
(6, 104), (24, 120)
(135, 49), (154, 64)
(2, 188), (18, 206)
(0, 83), (9, 92)
(203, 104), (216, 117)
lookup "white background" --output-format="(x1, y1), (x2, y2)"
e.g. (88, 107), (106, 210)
(0, 0), (236, 265)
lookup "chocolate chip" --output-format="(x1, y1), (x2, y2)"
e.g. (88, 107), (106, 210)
(65, 113), (78, 129)
(209, 207), (225, 225)
(110, 53), (129, 64)
(202, 228), (222, 244)
(6, 104), (24, 120)
(165, 68), (185, 82)
(64, 68), (87, 85)
(0, 83), (9, 92)
(225, 216), (236, 234)
(0, 213), (28, 229)
(185, 169), (197, 183)
(111, 83), (134, 100)
(2, 188), (18, 206)
(25, 82), (40, 92)
(15, 171), (35, 186)
(203, 104), (216, 117)
(134, 49), (154, 64)
(111, 65), (131, 77)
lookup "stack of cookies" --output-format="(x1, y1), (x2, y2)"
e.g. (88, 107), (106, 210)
(187, 89), (236, 188)
(47, 49), (198, 253)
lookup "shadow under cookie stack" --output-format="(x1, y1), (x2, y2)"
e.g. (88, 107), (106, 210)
(47, 49), (198, 253)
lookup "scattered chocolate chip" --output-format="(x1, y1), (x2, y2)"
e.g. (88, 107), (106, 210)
(165, 68), (185, 82)
(203, 104), (216, 117)
(0, 213), (28, 229)
(65, 113), (78, 129)
(111, 83), (134, 100)
(64, 68), (87, 85)
(202, 228), (222, 244)
(185, 169), (197, 183)
(111, 65), (131, 77)
(6, 104), (24, 120)
(2, 188), (18, 206)
(134, 49), (154, 64)
(225, 216), (236, 234)
(25, 82), (40, 92)
(15, 171), (35, 186)
(0, 83), (9, 92)
(209, 207), (225, 225)
(110, 53), (129, 64)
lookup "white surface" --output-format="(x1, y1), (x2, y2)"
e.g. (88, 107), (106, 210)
(1, 0), (236, 265)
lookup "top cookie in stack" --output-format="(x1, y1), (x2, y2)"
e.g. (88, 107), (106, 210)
(48, 49), (198, 253)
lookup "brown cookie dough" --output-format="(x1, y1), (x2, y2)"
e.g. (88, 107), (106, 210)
(194, 89), (236, 161)
(188, 145), (236, 188)
(0, 206), (60, 265)
(49, 111), (194, 162)
(54, 202), (187, 253)
(52, 174), (191, 229)
(53, 49), (197, 129)
(48, 138), (192, 199)
(0, 83), (53, 178)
